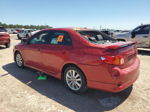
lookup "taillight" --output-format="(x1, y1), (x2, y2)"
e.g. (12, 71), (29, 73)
(100, 55), (124, 65)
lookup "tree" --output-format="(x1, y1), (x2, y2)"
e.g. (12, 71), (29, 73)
(0, 22), (52, 29)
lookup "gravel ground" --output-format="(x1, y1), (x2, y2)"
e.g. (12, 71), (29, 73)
(0, 34), (150, 112)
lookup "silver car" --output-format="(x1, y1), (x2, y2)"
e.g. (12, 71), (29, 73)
(7, 28), (17, 34)
(17, 29), (33, 39)
(114, 24), (150, 48)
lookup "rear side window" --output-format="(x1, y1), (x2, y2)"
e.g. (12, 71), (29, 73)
(0, 27), (7, 32)
(50, 31), (72, 45)
(77, 30), (116, 44)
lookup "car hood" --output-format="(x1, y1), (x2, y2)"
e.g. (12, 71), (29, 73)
(114, 32), (130, 38)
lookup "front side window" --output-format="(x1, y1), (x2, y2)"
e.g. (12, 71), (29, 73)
(133, 25), (150, 35)
(29, 30), (72, 45)
(76, 30), (116, 44)
(29, 31), (50, 44)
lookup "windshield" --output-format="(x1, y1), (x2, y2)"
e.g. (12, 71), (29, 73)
(0, 27), (7, 32)
(20, 30), (24, 33)
(77, 30), (117, 44)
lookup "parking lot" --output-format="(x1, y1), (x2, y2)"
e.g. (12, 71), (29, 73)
(0, 34), (150, 112)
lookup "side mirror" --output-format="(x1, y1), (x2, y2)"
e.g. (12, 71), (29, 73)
(21, 38), (28, 44)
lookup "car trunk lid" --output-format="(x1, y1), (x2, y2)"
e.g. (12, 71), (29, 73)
(103, 41), (137, 68)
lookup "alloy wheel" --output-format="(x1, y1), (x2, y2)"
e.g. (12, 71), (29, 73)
(16, 53), (23, 67)
(65, 69), (82, 91)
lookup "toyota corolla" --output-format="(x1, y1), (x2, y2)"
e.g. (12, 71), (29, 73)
(13, 28), (140, 93)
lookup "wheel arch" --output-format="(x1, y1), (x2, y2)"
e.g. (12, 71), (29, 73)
(61, 63), (87, 82)
(14, 50), (21, 61)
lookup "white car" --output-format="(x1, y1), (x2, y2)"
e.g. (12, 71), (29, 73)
(17, 29), (34, 39)
(6, 28), (18, 34)
(114, 24), (150, 48)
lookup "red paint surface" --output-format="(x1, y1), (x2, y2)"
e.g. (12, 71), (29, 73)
(14, 28), (140, 92)
(0, 32), (10, 45)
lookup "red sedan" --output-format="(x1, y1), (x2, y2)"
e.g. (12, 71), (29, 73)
(0, 27), (10, 48)
(13, 28), (140, 93)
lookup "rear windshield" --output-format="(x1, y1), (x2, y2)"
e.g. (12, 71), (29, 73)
(20, 30), (24, 33)
(77, 30), (117, 44)
(0, 27), (7, 32)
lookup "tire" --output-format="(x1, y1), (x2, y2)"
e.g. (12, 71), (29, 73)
(17, 35), (21, 39)
(15, 52), (24, 68)
(5, 42), (10, 48)
(26, 34), (29, 39)
(64, 66), (87, 94)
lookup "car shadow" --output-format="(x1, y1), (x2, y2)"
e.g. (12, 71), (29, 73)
(3, 63), (132, 112)
(138, 49), (150, 56)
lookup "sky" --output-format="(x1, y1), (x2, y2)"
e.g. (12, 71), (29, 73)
(0, 0), (150, 30)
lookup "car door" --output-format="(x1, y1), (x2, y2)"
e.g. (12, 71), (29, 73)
(40, 30), (72, 76)
(22, 31), (50, 70)
(131, 25), (150, 47)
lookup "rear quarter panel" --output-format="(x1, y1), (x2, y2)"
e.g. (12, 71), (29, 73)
(0, 33), (10, 45)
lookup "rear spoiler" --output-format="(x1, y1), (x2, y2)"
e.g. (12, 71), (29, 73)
(105, 41), (137, 50)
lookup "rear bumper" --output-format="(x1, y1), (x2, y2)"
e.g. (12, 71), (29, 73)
(88, 73), (138, 92)
(0, 40), (10, 45)
(87, 57), (140, 92)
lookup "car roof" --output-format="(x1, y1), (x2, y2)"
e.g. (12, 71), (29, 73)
(42, 28), (98, 32)
(139, 24), (150, 27)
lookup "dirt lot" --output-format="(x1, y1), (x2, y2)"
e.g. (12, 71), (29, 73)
(0, 34), (150, 112)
